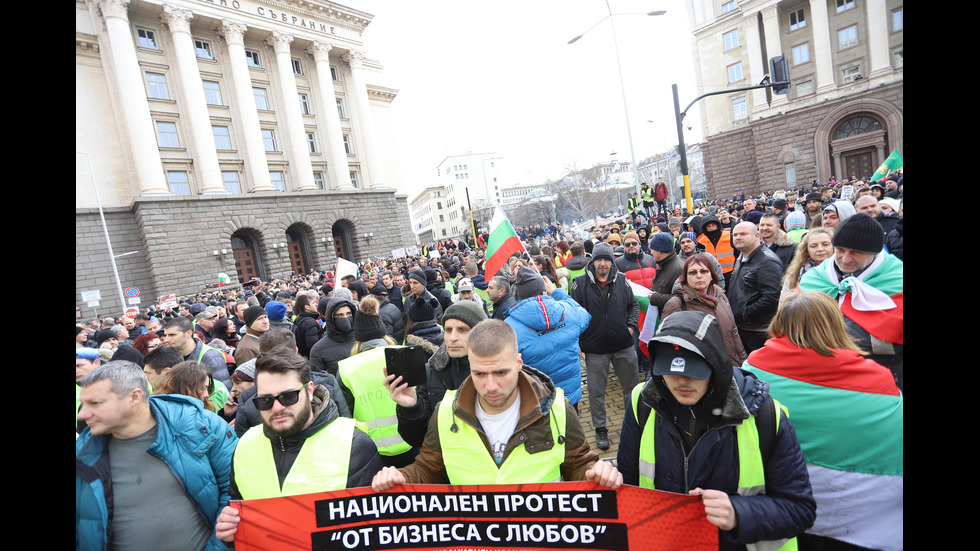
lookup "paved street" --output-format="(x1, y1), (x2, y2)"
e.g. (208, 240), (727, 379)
(575, 359), (652, 465)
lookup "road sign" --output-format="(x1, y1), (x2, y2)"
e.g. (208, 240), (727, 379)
(128, 297), (141, 305)
(124, 307), (139, 318)
(125, 287), (140, 298)
(81, 290), (102, 302)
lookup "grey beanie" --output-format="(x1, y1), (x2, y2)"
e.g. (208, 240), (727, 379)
(592, 242), (615, 262)
(512, 266), (547, 301)
(441, 300), (487, 330)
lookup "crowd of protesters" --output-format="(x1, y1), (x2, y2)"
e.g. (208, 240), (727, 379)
(77, 172), (902, 551)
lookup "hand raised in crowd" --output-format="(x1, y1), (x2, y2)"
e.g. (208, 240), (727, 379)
(383, 369), (418, 408)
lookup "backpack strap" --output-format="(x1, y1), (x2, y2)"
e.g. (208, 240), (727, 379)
(755, 395), (779, 470)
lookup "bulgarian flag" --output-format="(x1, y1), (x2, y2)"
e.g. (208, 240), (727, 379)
(870, 148), (903, 182)
(742, 337), (903, 550)
(628, 280), (659, 358)
(799, 254), (903, 345)
(485, 205), (526, 279)
(217, 273), (230, 287)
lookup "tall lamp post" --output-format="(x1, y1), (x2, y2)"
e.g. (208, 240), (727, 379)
(77, 151), (128, 316)
(568, 3), (666, 203)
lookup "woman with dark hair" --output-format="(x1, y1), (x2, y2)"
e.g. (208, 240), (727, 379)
(212, 317), (240, 350)
(292, 293), (323, 358)
(662, 253), (747, 367)
(743, 292), (902, 551)
(132, 331), (161, 356)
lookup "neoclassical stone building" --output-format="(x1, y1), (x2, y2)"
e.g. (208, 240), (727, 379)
(76, 0), (413, 317)
(684, 0), (903, 198)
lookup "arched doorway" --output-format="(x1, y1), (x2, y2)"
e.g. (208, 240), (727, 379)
(231, 230), (264, 283)
(331, 220), (354, 261)
(285, 225), (311, 275)
(829, 114), (888, 181)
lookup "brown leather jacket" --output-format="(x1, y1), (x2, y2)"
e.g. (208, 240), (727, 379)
(398, 365), (599, 484)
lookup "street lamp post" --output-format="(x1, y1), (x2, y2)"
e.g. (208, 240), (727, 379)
(77, 151), (128, 317)
(569, 4), (666, 203)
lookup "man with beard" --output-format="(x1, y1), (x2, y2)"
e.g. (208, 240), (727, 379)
(802, 192), (824, 229)
(571, 242), (640, 451)
(696, 215), (736, 288)
(615, 231), (657, 379)
(215, 351), (382, 543)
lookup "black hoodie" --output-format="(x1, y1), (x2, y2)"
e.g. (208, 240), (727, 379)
(309, 297), (356, 376)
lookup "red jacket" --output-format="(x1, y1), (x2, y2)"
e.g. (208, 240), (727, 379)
(615, 253), (657, 289)
(654, 182), (668, 202)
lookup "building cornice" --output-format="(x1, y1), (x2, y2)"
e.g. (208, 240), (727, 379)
(367, 84), (398, 103)
(77, 32), (101, 54)
(257, 0), (373, 33)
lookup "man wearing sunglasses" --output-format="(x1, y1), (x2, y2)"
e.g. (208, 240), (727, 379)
(216, 351), (383, 543)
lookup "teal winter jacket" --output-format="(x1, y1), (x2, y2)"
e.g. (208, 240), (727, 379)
(76, 394), (238, 550)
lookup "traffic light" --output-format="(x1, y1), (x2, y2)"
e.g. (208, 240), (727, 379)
(770, 56), (791, 95)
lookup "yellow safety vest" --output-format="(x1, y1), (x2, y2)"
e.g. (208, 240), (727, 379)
(233, 416), (355, 499)
(630, 384), (796, 551)
(439, 388), (567, 485)
(338, 347), (411, 457)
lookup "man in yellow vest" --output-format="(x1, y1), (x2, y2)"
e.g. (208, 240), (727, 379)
(215, 351), (382, 543)
(371, 320), (621, 490)
(617, 311), (815, 549)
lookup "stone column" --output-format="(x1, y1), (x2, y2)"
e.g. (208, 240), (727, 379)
(865, 0), (890, 78)
(343, 50), (385, 188)
(219, 19), (273, 191)
(267, 31), (316, 191)
(809, 0), (836, 93)
(309, 41), (350, 190)
(161, 4), (225, 193)
(94, 0), (169, 194)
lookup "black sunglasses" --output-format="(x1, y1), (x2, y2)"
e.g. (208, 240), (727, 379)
(252, 387), (305, 411)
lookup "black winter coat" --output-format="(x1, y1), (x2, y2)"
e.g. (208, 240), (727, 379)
(292, 311), (323, 358)
(569, 262), (639, 354)
(726, 246), (783, 332)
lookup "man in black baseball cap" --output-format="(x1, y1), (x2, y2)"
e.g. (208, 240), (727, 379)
(619, 311), (816, 547)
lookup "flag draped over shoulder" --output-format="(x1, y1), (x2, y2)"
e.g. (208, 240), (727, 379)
(799, 255), (903, 344)
(485, 205), (525, 279)
(870, 148), (903, 182)
(742, 337), (903, 550)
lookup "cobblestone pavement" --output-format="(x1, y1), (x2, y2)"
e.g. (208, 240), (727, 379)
(575, 358), (652, 467)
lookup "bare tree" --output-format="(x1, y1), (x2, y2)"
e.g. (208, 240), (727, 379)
(554, 162), (606, 221)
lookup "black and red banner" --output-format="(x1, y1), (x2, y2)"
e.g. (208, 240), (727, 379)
(231, 482), (717, 551)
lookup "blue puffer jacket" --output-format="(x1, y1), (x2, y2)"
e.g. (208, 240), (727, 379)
(504, 289), (591, 404)
(618, 367), (816, 550)
(76, 394), (238, 551)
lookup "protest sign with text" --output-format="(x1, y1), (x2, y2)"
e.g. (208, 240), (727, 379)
(230, 481), (717, 551)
